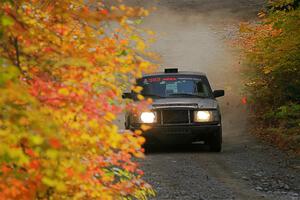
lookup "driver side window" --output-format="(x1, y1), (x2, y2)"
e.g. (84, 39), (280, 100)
(196, 81), (209, 96)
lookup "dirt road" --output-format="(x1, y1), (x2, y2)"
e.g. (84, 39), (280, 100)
(121, 0), (300, 199)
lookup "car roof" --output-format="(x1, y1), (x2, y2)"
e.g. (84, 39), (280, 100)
(142, 71), (207, 78)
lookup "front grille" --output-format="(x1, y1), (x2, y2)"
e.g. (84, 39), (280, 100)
(161, 110), (190, 124)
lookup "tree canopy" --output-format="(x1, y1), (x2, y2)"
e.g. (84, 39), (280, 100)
(240, 0), (300, 153)
(0, 0), (155, 199)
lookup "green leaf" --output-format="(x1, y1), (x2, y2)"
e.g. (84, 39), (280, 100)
(53, 58), (93, 68)
(118, 50), (128, 56)
(1, 15), (14, 26)
(135, 19), (143, 25)
(46, 149), (58, 159)
(30, 135), (44, 145)
(0, 65), (20, 85)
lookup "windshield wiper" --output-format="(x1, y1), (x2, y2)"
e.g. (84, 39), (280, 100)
(169, 93), (206, 98)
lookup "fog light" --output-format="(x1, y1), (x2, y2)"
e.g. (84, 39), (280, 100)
(194, 111), (212, 122)
(140, 112), (156, 123)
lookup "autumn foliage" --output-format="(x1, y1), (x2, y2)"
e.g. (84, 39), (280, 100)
(0, 0), (155, 199)
(239, 0), (300, 153)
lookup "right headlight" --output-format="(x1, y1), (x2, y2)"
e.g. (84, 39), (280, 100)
(194, 110), (219, 122)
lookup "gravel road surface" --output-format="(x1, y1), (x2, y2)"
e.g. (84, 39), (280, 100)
(121, 0), (300, 199)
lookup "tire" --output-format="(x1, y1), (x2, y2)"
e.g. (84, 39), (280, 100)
(142, 143), (150, 154)
(125, 117), (130, 130)
(209, 129), (222, 152)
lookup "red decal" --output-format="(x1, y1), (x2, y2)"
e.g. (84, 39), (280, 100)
(162, 77), (177, 81)
(147, 77), (161, 82)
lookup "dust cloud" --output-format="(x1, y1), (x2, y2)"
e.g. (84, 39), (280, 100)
(123, 0), (263, 139)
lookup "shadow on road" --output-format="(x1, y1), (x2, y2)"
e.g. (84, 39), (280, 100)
(145, 143), (214, 154)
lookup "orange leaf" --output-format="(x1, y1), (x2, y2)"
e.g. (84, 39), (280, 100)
(49, 138), (61, 149)
(100, 9), (109, 15)
(241, 97), (247, 105)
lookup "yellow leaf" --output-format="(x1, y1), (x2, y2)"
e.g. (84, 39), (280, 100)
(143, 10), (150, 16)
(58, 88), (70, 96)
(42, 177), (56, 187)
(81, 133), (90, 141)
(56, 181), (67, 192)
(141, 124), (151, 131)
(139, 62), (150, 70)
(132, 86), (143, 93)
(263, 66), (272, 74)
(31, 135), (44, 145)
(120, 4), (126, 11)
(88, 119), (99, 129)
(137, 94), (144, 100)
(257, 11), (266, 18)
(104, 112), (116, 122)
(137, 136), (146, 144)
(46, 149), (58, 159)
(147, 30), (155, 35)
(146, 98), (153, 104)
(134, 130), (142, 135)
(137, 40), (146, 51)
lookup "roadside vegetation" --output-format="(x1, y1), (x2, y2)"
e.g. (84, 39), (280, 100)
(0, 0), (155, 199)
(240, 0), (300, 154)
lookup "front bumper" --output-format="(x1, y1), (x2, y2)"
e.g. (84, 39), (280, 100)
(130, 123), (221, 144)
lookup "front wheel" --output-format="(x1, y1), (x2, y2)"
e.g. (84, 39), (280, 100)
(208, 130), (222, 152)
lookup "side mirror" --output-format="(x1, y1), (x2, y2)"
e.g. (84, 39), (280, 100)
(122, 92), (132, 99)
(213, 90), (225, 98)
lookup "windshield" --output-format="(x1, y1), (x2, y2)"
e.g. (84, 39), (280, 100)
(137, 76), (212, 98)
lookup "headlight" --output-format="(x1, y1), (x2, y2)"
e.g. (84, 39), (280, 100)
(194, 110), (219, 122)
(140, 112), (156, 123)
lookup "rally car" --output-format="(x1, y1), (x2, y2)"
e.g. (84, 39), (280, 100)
(123, 68), (224, 152)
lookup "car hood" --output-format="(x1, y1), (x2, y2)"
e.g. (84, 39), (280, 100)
(151, 97), (218, 110)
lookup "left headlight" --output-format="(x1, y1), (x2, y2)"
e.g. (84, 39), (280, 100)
(140, 112), (157, 123)
(194, 110), (219, 122)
